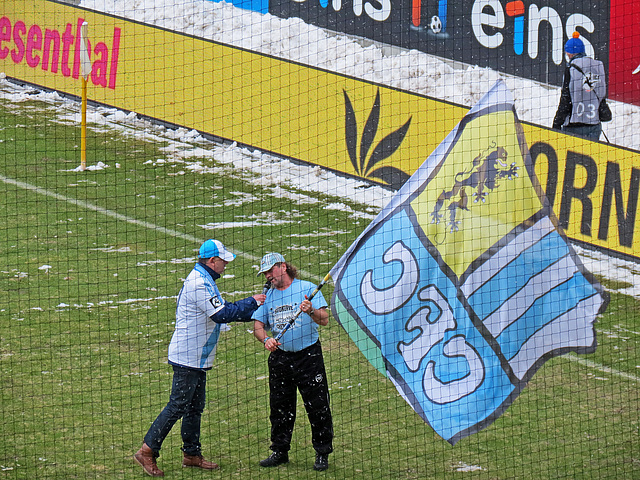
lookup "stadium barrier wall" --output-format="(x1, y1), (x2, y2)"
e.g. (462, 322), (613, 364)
(220, 0), (640, 107)
(2, 0), (639, 262)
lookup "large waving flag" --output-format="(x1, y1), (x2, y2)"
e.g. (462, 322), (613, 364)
(329, 80), (608, 445)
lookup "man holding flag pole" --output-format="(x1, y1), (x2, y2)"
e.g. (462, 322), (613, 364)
(253, 253), (334, 471)
(247, 80), (603, 459)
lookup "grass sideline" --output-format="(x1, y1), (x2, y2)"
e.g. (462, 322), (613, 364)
(0, 87), (638, 479)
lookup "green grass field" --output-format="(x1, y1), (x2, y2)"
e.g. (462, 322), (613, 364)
(0, 84), (638, 479)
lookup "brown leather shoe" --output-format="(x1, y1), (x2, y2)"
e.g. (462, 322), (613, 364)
(182, 453), (220, 470)
(134, 443), (164, 477)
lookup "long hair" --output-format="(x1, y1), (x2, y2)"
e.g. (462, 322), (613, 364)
(283, 262), (298, 280)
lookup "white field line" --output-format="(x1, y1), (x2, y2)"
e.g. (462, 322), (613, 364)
(564, 353), (640, 383)
(2, 174), (637, 384)
(0, 174), (318, 278)
(0, 173), (260, 263)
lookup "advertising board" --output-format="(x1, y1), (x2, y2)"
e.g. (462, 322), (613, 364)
(267, 0), (610, 90)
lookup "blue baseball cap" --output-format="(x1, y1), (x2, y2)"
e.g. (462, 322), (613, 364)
(199, 239), (236, 262)
(257, 252), (285, 276)
(565, 32), (585, 55)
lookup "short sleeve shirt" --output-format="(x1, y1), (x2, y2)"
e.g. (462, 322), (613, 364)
(253, 278), (328, 352)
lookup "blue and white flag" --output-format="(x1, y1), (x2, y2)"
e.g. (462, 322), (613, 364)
(330, 80), (608, 444)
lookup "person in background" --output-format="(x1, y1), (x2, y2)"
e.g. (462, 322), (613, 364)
(253, 253), (333, 472)
(134, 239), (266, 477)
(553, 31), (608, 140)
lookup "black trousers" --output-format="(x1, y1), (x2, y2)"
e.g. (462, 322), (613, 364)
(267, 341), (333, 455)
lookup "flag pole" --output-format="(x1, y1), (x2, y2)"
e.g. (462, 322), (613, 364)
(79, 21), (92, 171)
(81, 76), (87, 171)
(273, 272), (332, 341)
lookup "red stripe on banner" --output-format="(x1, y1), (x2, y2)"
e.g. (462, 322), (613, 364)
(609, 0), (640, 105)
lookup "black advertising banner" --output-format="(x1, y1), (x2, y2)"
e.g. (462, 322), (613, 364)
(268, 0), (610, 88)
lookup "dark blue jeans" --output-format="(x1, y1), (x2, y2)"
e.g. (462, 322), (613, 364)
(144, 365), (207, 457)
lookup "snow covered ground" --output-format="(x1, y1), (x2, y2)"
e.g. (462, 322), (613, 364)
(3, 79), (640, 303)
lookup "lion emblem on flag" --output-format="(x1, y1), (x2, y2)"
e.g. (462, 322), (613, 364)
(430, 142), (519, 233)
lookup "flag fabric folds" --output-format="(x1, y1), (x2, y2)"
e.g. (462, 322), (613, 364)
(329, 80), (608, 445)
(80, 22), (92, 80)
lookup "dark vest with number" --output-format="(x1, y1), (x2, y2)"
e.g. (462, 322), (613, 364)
(566, 56), (606, 126)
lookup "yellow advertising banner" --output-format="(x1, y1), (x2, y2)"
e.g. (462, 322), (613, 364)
(2, 0), (639, 262)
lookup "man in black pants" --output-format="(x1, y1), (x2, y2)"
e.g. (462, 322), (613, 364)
(253, 253), (333, 471)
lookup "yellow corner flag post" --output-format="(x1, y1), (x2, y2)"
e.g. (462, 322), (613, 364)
(79, 21), (92, 171)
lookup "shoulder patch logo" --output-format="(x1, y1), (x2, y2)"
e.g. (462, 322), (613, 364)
(209, 295), (223, 309)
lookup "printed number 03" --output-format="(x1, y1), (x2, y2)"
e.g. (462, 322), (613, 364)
(576, 102), (597, 120)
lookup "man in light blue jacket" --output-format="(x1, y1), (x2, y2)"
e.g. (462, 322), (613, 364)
(134, 239), (266, 477)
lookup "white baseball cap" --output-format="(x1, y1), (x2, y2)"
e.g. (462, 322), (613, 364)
(199, 239), (236, 262)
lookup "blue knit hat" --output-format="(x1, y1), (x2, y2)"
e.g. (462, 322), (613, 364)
(565, 32), (585, 55)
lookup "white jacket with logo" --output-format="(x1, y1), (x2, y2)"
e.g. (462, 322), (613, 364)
(168, 263), (258, 369)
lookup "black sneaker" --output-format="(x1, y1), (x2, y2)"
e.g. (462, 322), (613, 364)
(313, 453), (329, 471)
(259, 451), (289, 467)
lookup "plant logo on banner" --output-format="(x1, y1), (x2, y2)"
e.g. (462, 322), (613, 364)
(330, 80), (608, 444)
(343, 88), (411, 190)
